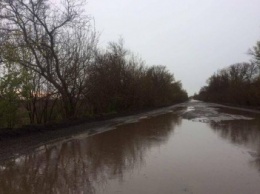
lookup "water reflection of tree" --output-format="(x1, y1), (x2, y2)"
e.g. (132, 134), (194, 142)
(209, 119), (260, 171)
(0, 113), (181, 194)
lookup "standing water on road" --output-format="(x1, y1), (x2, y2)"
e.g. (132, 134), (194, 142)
(1, 101), (260, 194)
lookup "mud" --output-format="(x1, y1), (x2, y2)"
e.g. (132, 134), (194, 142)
(0, 100), (258, 162)
(1, 100), (260, 193)
(0, 103), (184, 162)
(180, 100), (254, 123)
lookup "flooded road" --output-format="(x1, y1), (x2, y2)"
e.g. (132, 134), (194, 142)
(1, 100), (260, 194)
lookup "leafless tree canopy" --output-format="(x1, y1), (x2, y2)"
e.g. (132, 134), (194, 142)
(0, 0), (98, 118)
(0, 0), (188, 127)
(195, 61), (260, 106)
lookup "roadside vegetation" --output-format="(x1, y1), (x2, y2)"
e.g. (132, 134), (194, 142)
(194, 40), (260, 107)
(0, 0), (188, 129)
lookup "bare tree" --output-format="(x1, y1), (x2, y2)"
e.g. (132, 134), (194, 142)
(196, 62), (260, 105)
(249, 41), (260, 65)
(0, 0), (98, 118)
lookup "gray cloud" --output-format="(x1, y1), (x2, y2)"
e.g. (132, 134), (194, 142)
(87, 0), (260, 95)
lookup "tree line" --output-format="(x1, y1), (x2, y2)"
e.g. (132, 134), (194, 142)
(0, 0), (188, 128)
(194, 40), (260, 106)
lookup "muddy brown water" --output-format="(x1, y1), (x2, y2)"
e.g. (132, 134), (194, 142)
(1, 101), (260, 194)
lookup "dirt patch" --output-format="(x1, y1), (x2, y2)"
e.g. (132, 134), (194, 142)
(0, 103), (185, 162)
(1, 100), (258, 162)
(180, 101), (254, 123)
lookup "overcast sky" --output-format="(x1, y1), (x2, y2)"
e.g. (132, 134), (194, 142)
(86, 0), (260, 95)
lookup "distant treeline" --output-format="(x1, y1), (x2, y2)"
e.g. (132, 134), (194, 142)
(194, 40), (260, 107)
(0, 0), (187, 128)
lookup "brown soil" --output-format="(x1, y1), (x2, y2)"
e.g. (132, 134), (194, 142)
(0, 103), (184, 162)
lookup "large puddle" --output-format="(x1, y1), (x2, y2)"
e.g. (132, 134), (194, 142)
(1, 102), (260, 193)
